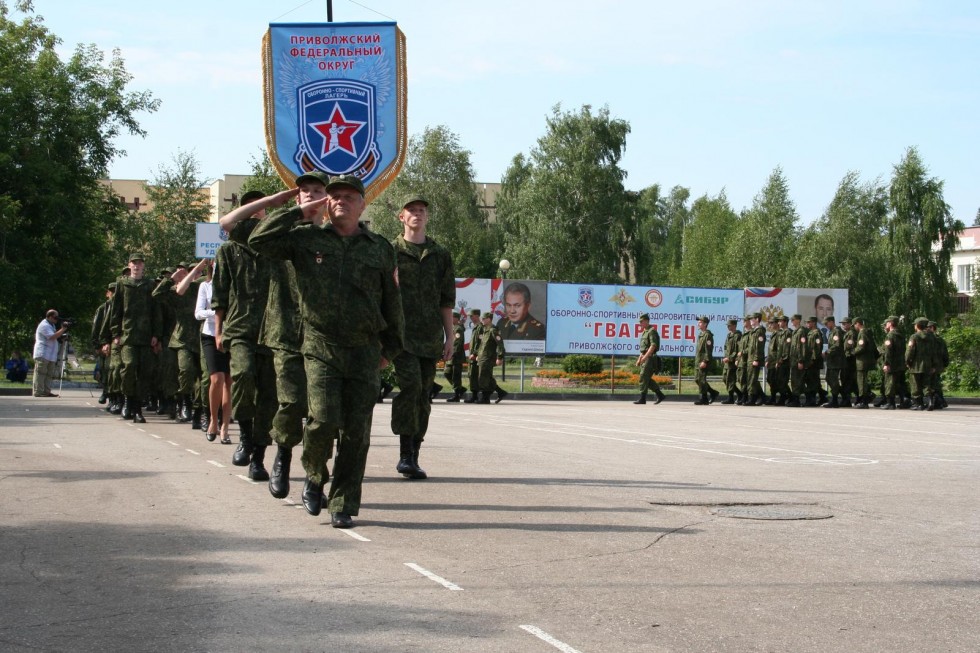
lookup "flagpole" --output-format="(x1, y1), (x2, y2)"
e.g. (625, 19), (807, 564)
(327, 0), (333, 22)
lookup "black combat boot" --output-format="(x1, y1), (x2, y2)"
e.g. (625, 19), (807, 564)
(248, 445), (269, 481)
(823, 395), (839, 408)
(693, 393), (709, 406)
(409, 445), (428, 480)
(396, 434), (416, 476)
(190, 405), (202, 430)
(883, 396), (896, 410)
(708, 388), (720, 404)
(464, 392), (478, 403)
(446, 389), (463, 403)
(177, 395), (192, 422)
(167, 397), (178, 420)
(925, 395), (935, 412)
(633, 391), (647, 405)
(132, 398), (146, 424)
(478, 392), (491, 404)
(654, 390), (665, 405)
(200, 410), (210, 433)
(301, 478), (324, 516)
(233, 418), (253, 466)
(98, 389), (108, 404)
(269, 445), (292, 498)
(429, 383), (442, 402)
(495, 388), (509, 403)
(121, 396), (133, 419)
(721, 391), (735, 405)
(108, 394), (122, 414)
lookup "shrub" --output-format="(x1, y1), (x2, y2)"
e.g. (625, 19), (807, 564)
(561, 354), (604, 374)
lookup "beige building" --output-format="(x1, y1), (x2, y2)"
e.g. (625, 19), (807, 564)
(951, 226), (979, 305)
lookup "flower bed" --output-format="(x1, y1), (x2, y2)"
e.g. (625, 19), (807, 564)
(532, 369), (674, 389)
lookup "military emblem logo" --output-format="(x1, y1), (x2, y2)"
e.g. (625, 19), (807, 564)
(295, 80), (380, 177)
(578, 287), (594, 308)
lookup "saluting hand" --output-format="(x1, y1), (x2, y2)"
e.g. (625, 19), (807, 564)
(269, 187), (300, 207)
(299, 196), (328, 222)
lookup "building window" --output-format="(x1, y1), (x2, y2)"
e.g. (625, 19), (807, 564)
(956, 264), (974, 293)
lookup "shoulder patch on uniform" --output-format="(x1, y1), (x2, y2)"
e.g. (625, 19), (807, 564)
(885, 340), (891, 346)
(858, 339), (864, 345)
(833, 335), (839, 341)
(758, 336), (764, 341)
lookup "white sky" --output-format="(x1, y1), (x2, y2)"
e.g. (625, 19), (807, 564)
(32, 0), (980, 224)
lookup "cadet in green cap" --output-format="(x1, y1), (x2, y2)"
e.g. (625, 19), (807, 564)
(634, 313), (666, 405)
(390, 192), (456, 479)
(212, 189), (278, 480)
(772, 314), (791, 405)
(804, 315), (826, 406)
(149, 267), (179, 419)
(763, 315), (779, 404)
(90, 282), (116, 404)
(905, 317), (937, 410)
(249, 171), (403, 528)
(927, 321), (949, 408)
(160, 260), (209, 428)
(109, 253), (162, 423)
(851, 317), (877, 408)
(734, 315), (752, 404)
(822, 316), (846, 407)
(474, 311), (505, 403)
(692, 315), (719, 405)
(839, 316), (857, 406)
(464, 308), (484, 402)
(787, 313), (809, 407)
(721, 318), (741, 404)
(444, 311), (466, 402)
(742, 312), (766, 405)
(877, 315), (904, 409)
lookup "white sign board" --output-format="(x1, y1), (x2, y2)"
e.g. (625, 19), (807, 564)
(195, 222), (229, 259)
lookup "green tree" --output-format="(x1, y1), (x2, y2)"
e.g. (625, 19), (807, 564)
(366, 125), (498, 277)
(497, 104), (630, 283)
(113, 150), (211, 270)
(240, 148), (289, 198)
(724, 167), (800, 288)
(0, 1), (158, 354)
(792, 172), (890, 322)
(661, 186), (691, 284)
(672, 191), (739, 287)
(620, 184), (666, 284)
(886, 147), (963, 320)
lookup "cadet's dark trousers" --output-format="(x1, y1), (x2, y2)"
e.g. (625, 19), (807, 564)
(855, 366), (873, 399)
(883, 368), (904, 398)
(478, 357), (501, 394)
(468, 359), (480, 394)
(695, 366), (711, 394)
(639, 356), (662, 394)
(444, 358), (464, 393)
(736, 364), (748, 394)
(825, 366), (843, 396)
(841, 360), (857, 397)
(746, 363), (762, 397)
(303, 343), (379, 516)
(775, 363), (791, 396)
(108, 345), (123, 394)
(176, 347), (201, 397)
(198, 344), (210, 411)
(392, 352), (437, 445)
(272, 347), (306, 449)
(789, 363), (806, 396)
(804, 365), (822, 394)
(95, 354), (107, 387)
(228, 338), (277, 446)
(723, 363), (737, 393)
(158, 344), (178, 398)
(120, 344), (155, 399)
(909, 371), (934, 399)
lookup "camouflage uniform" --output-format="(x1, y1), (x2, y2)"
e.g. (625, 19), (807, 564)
(693, 320), (716, 404)
(841, 320), (858, 404)
(637, 323), (663, 402)
(788, 323), (810, 405)
(823, 322), (847, 406)
(721, 322), (741, 403)
(475, 319), (505, 401)
(90, 293), (112, 399)
(444, 320), (466, 399)
(153, 276), (204, 422)
(390, 234), (455, 452)
(745, 320), (767, 404)
(466, 312), (483, 402)
(213, 220), (277, 465)
(804, 322), (824, 405)
(852, 322), (878, 406)
(109, 274), (161, 412)
(153, 279), (179, 415)
(905, 320), (937, 410)
(773, 320), (792, 403)
(249, 207), (403, 517)
(881, 323), (906, 408)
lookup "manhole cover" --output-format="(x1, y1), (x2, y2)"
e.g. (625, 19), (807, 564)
(710, 505), (833, 520)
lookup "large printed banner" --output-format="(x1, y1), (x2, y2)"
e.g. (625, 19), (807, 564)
(744, 287), (849, 345)
(545, 284), (743, 357)
(262, 22), (407, 201)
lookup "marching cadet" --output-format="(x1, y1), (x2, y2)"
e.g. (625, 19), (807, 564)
(928, 321), (949, 409)
(692, 315), (718, 405)
(109, 253), (162, 423)
(804, 316), (825, 406)
(444, 311), (466, 402)
(773, 314), (792, 405)
(879, 315), (906, 410)
(390, 194), (456, 479)
(721, 318), (741, 404)
(735, 315), (752, 405)
(90, 283), (114, 405)
(152, 267), (179, 419)
(822, 316), (846, 407)
(464, 308), (483, 403)
(634, 313), (666, 405)
(167, 261), (209, 429)
(787, 313), (808, 407)
(851, 317), (878, 408)
(249, 174), (403, 529)
(906, 317), (937, 411)
(840, 316), (857, 407)
(763, 316), (779, 404)
(475, 311), (507, 403)
(744, 312), (767, 406)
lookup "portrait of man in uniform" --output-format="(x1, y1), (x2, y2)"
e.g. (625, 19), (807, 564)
(497, 281), (546, 341)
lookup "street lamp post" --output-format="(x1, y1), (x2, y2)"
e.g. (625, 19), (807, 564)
(498, 259), (510, 380)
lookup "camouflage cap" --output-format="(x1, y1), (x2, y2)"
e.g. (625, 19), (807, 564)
(914, 317), (929, 328)
(751, 312), (762, 319)
(927, 320), (937, 328)
(468, 308), (481, 316)
(159, 268), (173, 276)
(482, 311), (494, 319)
(128, 252), (145, 262)
(767, 316), (777, 324)
(823, 315), (836, 324)
(840, 316), (852, 323)
(743, 315), (752, 321)
(294, 171), (330, 188)
(885, 315), (900, 325)
(791, 313), (802, 321)
(638, 313), (650, 321)
(727, 318), (738, 326)
(401, 194), (429, 209)
(777, 314), (789, 322)
(325, 174), (365, 196)
(240, 189), (266, 205)
(120, 267), (130, 276)
(853, 317), (865, 325)
(806, 315), (818, 323)
(697, 315), (710, 324)
(107, 282), (117, 291)
(452, 310), (460, 318)
(176, 261), (192, 270)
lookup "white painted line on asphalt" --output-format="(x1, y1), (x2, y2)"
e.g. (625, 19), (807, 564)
(207, 460), (225, 468)
(519, 625), (583, 653)
(85, 402), (92, 406)
(150, 434), (162, 439)
(53, 443), (62, 449)
(283, 498), (295, 504)
(340, 529), (371, 542)
(137, 428), (146, 432)
(404, 563), (463, 591)
(237, 474), (259, 484)
(166, 440), (179, 446)
(186, 449), (200, 455)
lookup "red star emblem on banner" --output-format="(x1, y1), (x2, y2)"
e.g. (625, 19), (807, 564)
(310, 104), (365, 158)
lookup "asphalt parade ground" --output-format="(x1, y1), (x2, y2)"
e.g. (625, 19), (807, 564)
(2, 389), (978, 652)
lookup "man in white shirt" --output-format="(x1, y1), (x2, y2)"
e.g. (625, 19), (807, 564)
(33, 310), (69, 397)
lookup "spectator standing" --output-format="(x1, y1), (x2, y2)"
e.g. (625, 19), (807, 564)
(32, 310), (69, 397)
